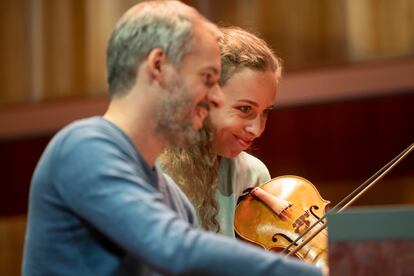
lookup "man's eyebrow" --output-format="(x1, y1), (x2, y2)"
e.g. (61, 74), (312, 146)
(204, 66), (220, 75)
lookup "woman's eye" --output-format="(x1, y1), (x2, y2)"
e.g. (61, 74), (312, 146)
(237, 106), (252, 114)
(263, 108), (274, 116)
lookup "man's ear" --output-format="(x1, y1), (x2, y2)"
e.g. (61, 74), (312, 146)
(147, 48), (167, 83)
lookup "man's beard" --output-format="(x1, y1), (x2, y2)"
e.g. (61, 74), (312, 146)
(155, 76), (203, 148)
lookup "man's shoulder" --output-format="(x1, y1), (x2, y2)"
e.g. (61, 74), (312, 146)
(59, 116), (110, 136)
(54, 116), (127, 147)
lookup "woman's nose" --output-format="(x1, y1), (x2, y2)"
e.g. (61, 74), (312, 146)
(245, 117), (263, 138)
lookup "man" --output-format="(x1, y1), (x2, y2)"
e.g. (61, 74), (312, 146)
(22, 1), (323, 275)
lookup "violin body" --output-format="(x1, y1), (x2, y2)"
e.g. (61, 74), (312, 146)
(234, 175), (330, 267)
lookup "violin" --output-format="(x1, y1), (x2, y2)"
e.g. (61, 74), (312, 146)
(234, 175), (329, 267)
(234, 143), (413, 269)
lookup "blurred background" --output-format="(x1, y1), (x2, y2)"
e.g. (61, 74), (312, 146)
(1, 0), (413, 274)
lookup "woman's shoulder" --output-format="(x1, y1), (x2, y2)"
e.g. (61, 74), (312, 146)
(230, 152), (271, 192)
(235, 152), (268, 172)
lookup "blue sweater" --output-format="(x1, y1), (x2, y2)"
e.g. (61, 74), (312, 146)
(23, 116), (322, 276)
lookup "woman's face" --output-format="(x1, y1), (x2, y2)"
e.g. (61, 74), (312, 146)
(209, 68), (278, 158)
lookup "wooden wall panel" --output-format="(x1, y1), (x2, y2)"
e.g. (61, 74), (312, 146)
(189, 0), (414, 70)
(0, 216), (26, 276)
(0, 0), (31, 105)
(1, 0), (413, 105)
(345, 0), (414, 61)
(0, 0), (138, 106)
(0, 135), (51, 216)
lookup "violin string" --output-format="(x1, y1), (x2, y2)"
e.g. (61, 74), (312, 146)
(308, 216), (328, 238)
(282, 142), (414, 256)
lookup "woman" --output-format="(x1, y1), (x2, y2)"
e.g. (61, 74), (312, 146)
(160, 27), (289, 237)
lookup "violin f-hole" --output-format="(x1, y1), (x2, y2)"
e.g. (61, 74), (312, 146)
(272, 233), (298, 246)
(309, 205), (321, 220)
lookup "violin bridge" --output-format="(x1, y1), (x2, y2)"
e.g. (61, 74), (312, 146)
(292, 210), (311, 234)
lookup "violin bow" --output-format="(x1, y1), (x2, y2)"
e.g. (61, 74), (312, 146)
(282, 142), (414, 257)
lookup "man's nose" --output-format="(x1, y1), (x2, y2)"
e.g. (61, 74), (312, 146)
(207, 84), (224, 108)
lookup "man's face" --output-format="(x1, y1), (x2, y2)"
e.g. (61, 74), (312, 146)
(155, 75), (200, 147)
(156, 24), (223, 147)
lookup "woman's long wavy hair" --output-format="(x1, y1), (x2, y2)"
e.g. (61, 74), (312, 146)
(159, 27), (282, 232)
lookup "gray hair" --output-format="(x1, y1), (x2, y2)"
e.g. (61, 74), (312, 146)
(106, 1), (214, 97)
